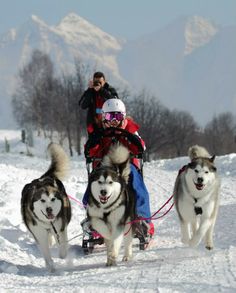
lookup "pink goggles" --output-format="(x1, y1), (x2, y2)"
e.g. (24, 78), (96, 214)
(104, 112), (125, 121)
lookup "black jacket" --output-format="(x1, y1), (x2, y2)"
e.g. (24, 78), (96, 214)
(79, 82), (119, 126)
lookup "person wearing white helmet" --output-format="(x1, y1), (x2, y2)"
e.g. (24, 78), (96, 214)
(82, 99), (154, 241)
(102, 98), (126, 113)
(102, 99), (127, 129)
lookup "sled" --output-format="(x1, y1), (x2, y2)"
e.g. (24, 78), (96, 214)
(82, 229), (105, 254)
(82, 127), (151, 253)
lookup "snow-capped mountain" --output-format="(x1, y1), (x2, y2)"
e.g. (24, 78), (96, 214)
(117, 16), (236, 125)
(184, 15), (218, 54)
(0, 14), (235, 128)
(52, 13), (124, 77)
(0, 13), (123, 75)
(0, 13), (125, 128)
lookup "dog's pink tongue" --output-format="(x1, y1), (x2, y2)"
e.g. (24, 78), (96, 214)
(195, 184), (203, 190)
(99, 196), (107, 203)
(47, 213), (54, 219)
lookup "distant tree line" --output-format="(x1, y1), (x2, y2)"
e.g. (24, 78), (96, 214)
(12, 50), (236, 158)
(125, 91), (236, 158)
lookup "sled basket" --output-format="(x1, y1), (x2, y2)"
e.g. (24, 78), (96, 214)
(84, 127), (145, 176)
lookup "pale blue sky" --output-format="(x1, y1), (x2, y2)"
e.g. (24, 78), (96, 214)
(0, 0), (235, 39)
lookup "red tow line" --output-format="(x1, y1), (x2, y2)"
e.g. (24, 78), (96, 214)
(67, 194), (86, 208)
(68, 192), (175, 237)
(124, 194), (175, 235)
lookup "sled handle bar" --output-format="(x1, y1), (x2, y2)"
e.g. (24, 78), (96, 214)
(84, 127), (144, 160)
(86, 153), (143, 164)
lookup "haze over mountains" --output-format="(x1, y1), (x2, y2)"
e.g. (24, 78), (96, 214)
(0, 13), (235, 128)
(118, 16), (236, 124)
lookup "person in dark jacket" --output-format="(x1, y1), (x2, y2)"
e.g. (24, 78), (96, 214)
(79, 71), (119, 134)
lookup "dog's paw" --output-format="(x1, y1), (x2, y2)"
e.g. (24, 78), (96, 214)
(205, 239), (214, 250)
(46, 263), (56, 273)
(106, 257), (117, 266)
(189, 237), (200, 247)
(205, 245), (213, 250)
(122, 255), (132, 262)
(46, 260), (55, 273)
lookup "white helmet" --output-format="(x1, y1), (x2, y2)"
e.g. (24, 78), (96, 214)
(102, 99), (126, 119)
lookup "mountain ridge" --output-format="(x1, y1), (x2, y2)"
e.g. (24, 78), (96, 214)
(0, 13), (235, 128)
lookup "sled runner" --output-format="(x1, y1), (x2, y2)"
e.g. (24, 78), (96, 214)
(81, 219), (104, 254)
(81, 219), (153, 253)
(82, 127), (151, 253)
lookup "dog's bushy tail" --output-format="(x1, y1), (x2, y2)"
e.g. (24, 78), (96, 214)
(188, 145), (211, 161)
(42, 143), (69, 180)
(102, 143), (130, 183)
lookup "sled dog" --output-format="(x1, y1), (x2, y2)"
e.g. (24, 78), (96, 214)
(174, 145), (220, 249)
(21, 143), (71, 272)
(87, 144), (135, 266)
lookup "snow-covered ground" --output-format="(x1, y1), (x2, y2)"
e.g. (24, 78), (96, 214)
(0, 130), (236, 292)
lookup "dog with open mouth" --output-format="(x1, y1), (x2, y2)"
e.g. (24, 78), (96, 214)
(86, 143), (135, 266)
(174, 145), (220, 250)
(21, 143), (71, 272)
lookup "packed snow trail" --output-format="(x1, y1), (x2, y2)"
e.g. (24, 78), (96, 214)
(0, 138), (236, 292)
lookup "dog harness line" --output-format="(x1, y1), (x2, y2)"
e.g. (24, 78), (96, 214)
(51, 222), (60, 244)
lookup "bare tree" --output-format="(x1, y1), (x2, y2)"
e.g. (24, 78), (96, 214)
(12, 49), (56, 132)
(73, 60), (89, 155)
(204, 112), (236, 155)
(127, 89), (170, 159)
(49, 60), (88, 156)
(164, 110), (200, 157)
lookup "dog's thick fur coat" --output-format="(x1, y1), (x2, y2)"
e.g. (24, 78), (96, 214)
(21, 143), (71, 271)
(174, 145), (220, 249)
(87, 144), (135, 266)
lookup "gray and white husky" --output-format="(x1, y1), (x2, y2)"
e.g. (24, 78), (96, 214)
(174, 145), (220, 249)
(21, 143), (71, 272)
(87, 144), (135, 266)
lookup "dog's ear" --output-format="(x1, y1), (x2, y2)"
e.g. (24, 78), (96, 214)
(54, 179), (71, 229)
(55, 178), (66, 195)
(22, 183), (36, 199)
(212, 166), (217, 172)
(209, 155), (215, 163)
(21, 183), (37, 214)
(61, 196), (71, 230)
(188, 161), (196, 169)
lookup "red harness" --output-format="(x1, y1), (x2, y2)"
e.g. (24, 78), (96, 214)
(178, 165), (188, 176)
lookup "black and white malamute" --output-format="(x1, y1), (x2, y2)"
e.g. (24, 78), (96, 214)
(174, 145), (220, 250)
(87, 144), (135, 266)
(21, 143), (71, 272)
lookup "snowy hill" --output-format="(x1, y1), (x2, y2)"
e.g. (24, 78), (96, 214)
(0, 130), (236, 292)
